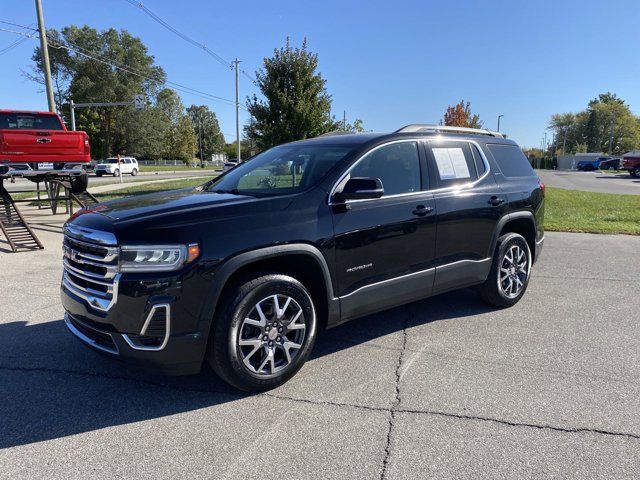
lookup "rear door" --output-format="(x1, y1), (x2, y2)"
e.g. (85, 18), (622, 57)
(331, 140), (437, 320)
(427, 139), (507, 293)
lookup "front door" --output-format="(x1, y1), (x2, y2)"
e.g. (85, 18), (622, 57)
(331, 140), (437, 321)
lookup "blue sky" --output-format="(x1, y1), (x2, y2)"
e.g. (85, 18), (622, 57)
(1, 0), (639, 148)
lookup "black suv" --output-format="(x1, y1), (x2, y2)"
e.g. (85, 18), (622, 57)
(61, 125), (545, 392)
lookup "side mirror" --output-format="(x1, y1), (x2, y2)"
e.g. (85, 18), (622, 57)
(335, 177), (384, 201)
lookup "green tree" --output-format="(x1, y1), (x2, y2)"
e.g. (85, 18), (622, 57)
(245, 38), (340, 149)
(186, 105), (225, 160)
(157, 89), (196, 162)
(548, 93), (640, 155)
(343, 118), (365, 132)
(28, 25), (165, 158)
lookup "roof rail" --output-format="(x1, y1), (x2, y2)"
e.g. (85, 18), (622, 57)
(318, 131), (354, 137)
(395, 124), (504, 138)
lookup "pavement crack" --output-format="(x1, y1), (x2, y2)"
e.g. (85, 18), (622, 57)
(395, 407), (640, 441)
(3, 362), (640, 444)
(380, 307), (409, 480)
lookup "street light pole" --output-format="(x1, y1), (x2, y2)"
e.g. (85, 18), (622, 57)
(233, 58), (241, 162)
(70, 99), (76, 131)
(35, 0), (56, 112)
(497, 114), (504, 132)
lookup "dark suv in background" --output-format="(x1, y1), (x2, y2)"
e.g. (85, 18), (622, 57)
(61, 125), (545, 392)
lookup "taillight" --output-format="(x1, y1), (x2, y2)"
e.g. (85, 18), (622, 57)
(538, 178), (545, 196)
(83, 134), (91, 154)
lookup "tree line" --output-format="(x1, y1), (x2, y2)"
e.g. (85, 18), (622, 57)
(29, 25), (224, 161)
(548, 93), (640, 155)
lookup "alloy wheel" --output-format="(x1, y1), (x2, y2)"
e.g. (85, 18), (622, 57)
(498, 244), (529, 299)
(238, 294), (306, 375)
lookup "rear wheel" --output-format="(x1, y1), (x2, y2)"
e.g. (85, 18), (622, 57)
(208, 273), (317, 392)
(480, 233), (532, 308)
(631, 168), (640, 178)
(69, 173), (89, 193)
(131, 168), (138, 176)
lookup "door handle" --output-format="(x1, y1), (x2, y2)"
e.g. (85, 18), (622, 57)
(488, 196), (505, 206)
(412, 205), (433, 216)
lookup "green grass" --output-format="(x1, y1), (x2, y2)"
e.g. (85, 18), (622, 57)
(94, 178), (207, 201)
(140, 165), (220, 172)
(545, 187), (640, 235)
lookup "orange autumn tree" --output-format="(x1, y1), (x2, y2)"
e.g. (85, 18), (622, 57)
(443, 100), (483, 128)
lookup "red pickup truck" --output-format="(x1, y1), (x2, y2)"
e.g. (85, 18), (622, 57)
(621, 153), (640, 178)
(0, 109), (91, 173)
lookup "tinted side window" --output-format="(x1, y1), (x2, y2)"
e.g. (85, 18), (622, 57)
(350, 142), (421, 196)
(429, 141), (478, 187)
(488, 144), (536, 177)
(471, 144), (486, 176)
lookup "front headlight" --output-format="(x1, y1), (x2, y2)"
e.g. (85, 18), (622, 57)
(119, 244), (199, 272)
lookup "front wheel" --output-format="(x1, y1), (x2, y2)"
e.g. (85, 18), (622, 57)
(113, 169), (119, 177)
(208, 274), (317, 392)
(480, 233), (532, 308)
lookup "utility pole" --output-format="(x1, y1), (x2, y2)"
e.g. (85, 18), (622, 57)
(198, 117), (204, 168)
(233, 58), (241, 162)
(70, 99), (76, 131)
(608, 123), (614, 155)
(497, 114), (504, 132)
(35, 0), (56, 112)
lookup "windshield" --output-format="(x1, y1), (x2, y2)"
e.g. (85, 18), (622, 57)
(206, 144), (353, 196)
(104, 159), (119, 164)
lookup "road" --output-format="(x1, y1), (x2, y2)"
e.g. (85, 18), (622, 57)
(537, 169), (640, 195)
(1, 215), (640, 479)
(2, 169), (219, 193)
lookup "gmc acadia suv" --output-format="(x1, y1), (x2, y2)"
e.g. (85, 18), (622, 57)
(61, 125), (545, 392)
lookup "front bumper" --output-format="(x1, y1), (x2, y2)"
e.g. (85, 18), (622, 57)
(61, 271), (210, 376)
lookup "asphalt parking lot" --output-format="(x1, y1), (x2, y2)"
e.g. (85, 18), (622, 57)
(1, 214), (640, 479)
(537, 169), (640, 195)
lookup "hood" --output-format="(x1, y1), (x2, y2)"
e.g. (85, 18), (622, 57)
(94, 187), (257, 222)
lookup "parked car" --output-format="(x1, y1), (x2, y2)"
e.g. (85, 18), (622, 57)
(223, 160), (239, 172)
(598, 158), (621, 170)
(0, 109), (91, 173)
(576, 157), (608, 171)
(621, 156), (640, 178)
(61, 125), (545, 392)
(94, 157), (139, 177)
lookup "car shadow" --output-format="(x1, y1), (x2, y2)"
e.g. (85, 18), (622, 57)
(0, 289), (495, 449)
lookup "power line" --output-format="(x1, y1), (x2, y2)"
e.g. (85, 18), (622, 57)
(0, 35), (29, 56)
(121, 0), (256, 84)
(1, 24), (245, 108)
(122, 0), (231, 69)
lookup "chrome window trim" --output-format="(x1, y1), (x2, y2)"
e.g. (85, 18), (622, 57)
(328, 138), (425, 206)
(122, 304), (171, 352)
(64, 313), (119, 355)
(328, 137), (492, 205)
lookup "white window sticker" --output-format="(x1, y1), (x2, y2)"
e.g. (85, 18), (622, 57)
(432, 148), (471, 180)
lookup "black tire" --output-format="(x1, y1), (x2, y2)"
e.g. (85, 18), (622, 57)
(208, 273), (317, 392)
(69, 172), (89, 193)
(113, 169), (119, 177)
(95, 172), (103, 177)
(131, 168), (138, 176)
(480, 233), (532, 308)
(631, 168), (640, 178)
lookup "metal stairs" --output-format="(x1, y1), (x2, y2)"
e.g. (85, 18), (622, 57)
(0, 186), (43, 252)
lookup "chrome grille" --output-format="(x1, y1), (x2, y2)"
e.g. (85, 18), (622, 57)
(62, 225), (120, 312)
